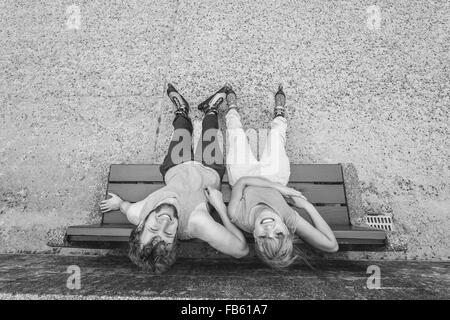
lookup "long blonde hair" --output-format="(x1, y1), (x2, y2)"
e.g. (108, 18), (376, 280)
(254, 231), (312, 270)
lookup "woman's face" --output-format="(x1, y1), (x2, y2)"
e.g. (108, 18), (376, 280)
(253, 208), (288, 239)
(140, 207), (178, 247)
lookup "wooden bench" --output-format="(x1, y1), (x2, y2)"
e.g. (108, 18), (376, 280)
(64, 164), (386, 250)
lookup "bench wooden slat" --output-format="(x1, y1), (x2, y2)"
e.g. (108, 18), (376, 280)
(68, 235), (385, 246)
(109, 164), (163, 182)
(286, 183), (346, 203)
(294, 207), (349, 226)
(333, 238), (385, 245)
(67, 224), (132, 236)
(289, 164), (343, 182)
(67, 224), (385, 244)
(102, 206), (350, 225)
(69, 235), (130, 242)
(332, 226), (386, 240)
(107, 183), (163, 202)
(109, 164), (343, 183)
(107, 183), (346, 205)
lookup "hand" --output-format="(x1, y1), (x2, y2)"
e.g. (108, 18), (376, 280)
(100, 193), (123, 213)
(276, 185), (307, 200)
(291, 195), (311, 209)
(203, 186), (224, 210)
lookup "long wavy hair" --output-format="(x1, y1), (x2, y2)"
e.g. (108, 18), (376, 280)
(253, 231), (313, 270)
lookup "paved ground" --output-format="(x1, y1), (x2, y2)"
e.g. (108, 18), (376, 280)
(0, 1), (449, 260)
(0, 254), (449, 299)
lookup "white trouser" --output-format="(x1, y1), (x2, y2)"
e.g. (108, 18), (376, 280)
(225, 108), (290, 186)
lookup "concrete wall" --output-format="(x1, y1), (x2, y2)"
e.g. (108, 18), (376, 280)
(0, 0), (448, 259)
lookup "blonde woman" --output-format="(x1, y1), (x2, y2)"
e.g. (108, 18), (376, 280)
(225, 85), (339, 269)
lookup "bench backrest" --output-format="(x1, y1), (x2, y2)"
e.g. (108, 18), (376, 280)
(102, 164), (350, 226)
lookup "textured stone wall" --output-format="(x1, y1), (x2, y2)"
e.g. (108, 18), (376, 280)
(0, 0), (448, 259)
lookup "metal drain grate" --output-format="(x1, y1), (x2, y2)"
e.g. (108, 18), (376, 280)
(365, 215), (394, 231)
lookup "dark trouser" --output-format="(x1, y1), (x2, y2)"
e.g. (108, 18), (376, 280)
(159, 113), (225, 180)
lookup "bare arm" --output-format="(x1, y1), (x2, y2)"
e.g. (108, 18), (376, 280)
(191, 207), (249, 258)
(200, 187), (249, 257)
(291, 196), (339, 253)
(100, 193), (145, 225)
(228, 176), (305, 217)
(213, 199), (248, 247)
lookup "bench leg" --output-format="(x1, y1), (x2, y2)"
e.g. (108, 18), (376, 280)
(341, 163), (365, 227)
(47, 226), (69, 247)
